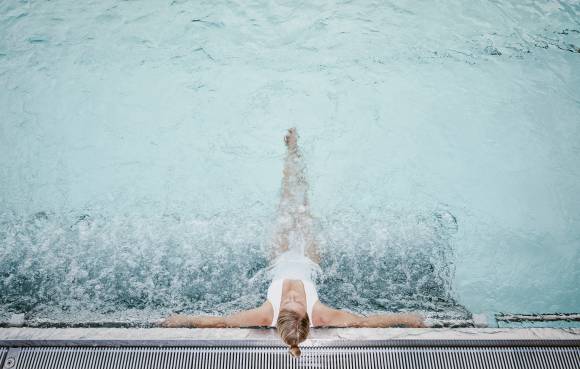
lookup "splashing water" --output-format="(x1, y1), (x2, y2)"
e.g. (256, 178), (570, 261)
(0, 204), (468, 326)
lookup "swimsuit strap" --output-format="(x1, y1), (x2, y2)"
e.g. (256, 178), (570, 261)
(267, 279), (284, 327)
(302, 279), (319, 326)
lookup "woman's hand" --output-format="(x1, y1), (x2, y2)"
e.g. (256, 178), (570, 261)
(160, 314), (195, 328)
(398, 313), (426, 328)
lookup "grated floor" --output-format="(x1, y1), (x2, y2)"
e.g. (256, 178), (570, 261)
(1, 340), (579, 369)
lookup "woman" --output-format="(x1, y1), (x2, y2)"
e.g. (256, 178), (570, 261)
(161, 128), (425, 357)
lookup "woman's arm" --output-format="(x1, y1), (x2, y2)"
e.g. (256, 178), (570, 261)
(161, 301), (273, 328)
(315, 303), (425, 328)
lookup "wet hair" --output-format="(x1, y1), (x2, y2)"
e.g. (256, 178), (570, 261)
(276, 309), (310, 357)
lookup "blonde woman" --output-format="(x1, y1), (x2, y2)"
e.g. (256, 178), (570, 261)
(162, 128), (425, 357)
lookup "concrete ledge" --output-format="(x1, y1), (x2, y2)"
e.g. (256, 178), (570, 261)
(0, 328), (578, 344)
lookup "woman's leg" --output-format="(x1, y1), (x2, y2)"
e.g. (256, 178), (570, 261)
(270, 128), (320, 264)
(303, 203), (321, 264)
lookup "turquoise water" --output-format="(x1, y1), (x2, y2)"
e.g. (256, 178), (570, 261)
(0, 0), (579, 326)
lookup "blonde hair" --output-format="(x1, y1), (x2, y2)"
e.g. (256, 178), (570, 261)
(276, 309), (310, 357)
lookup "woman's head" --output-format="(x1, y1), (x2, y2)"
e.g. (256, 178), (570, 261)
(276, 309), (310, 357)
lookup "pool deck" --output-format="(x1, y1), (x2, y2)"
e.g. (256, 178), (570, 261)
(0, 328), (578, 345)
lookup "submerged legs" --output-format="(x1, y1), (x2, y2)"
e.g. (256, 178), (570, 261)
(270, 128), (320, 264)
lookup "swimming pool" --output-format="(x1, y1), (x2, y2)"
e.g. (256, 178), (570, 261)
(0, 0), (579, 327)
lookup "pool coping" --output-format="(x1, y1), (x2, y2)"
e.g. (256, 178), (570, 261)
(0, 328), (578, 347)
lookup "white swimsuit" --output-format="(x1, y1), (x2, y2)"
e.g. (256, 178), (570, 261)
(266, 251), (322, 327)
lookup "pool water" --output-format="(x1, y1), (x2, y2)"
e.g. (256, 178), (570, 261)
(0, 0), (579, 326)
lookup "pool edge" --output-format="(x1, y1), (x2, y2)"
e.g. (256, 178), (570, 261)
(0, 327), (579, 346)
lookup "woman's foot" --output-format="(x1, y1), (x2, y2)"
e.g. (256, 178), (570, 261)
(284, 128), (298, 150)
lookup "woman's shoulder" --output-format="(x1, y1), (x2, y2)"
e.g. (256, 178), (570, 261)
(259, 300), (275, 325)
(262, 300), (274, 314)
(311, 301), (331, 326)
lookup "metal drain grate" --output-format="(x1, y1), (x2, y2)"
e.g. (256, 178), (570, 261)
(1, 344), (579, 369)
(0, 347), (7, 368)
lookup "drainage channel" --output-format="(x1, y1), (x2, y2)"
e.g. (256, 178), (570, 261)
(1, 339), (579, 369)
